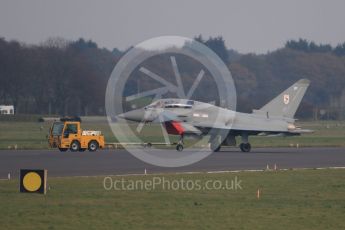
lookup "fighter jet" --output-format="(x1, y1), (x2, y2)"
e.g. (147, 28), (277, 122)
(119, 79), (311, 152)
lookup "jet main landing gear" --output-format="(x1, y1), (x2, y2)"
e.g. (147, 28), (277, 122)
(239, 133), (252, 152)
(239, 143), (251, 152)
(210, 135), (222, 152)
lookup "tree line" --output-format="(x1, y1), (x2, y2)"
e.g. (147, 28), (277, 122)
(0, 36), (344, 119)
(0, 37), (118, 115)
(285, 38), (345, 56)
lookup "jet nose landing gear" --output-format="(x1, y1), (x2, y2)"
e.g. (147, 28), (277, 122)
(176, 144), (184, 151)
(176, 134), (184, 152)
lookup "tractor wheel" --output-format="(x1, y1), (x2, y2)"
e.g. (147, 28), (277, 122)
(70, 140), (80, 152)
(88, 140), (99, 152)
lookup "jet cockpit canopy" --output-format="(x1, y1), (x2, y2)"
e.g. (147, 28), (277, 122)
(145, 99), (194, 109)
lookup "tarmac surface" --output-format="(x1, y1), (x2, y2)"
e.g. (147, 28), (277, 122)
(1, 147), (345, 178)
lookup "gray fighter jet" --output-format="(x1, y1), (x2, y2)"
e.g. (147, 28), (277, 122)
(119, 79), (311, 152)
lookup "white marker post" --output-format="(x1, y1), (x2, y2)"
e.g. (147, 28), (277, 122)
(257, 189), (260, 199)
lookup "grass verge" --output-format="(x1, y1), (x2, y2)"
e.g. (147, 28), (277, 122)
(1, 169), (345, 229)
(0, 119), (344, 149)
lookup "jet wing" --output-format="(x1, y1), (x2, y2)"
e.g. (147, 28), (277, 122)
(193, 120), (314, 136)
(286, 128), (314, 134)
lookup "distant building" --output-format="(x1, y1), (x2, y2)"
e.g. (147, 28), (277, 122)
(0, 105), (14, 115)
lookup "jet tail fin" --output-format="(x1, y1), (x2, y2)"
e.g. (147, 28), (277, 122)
(253, 79), (310, 118)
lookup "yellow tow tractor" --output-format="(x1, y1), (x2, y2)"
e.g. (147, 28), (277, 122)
(48, 117), (105, 152)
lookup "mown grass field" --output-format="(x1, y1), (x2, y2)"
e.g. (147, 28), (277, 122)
(0, 117), (344, 149)
(1, 169), (345, 229)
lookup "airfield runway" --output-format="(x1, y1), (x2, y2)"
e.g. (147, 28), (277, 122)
(0, 147), (345, 179)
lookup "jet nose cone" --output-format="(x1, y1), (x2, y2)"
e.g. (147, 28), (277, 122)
(118, 109), (145, 122)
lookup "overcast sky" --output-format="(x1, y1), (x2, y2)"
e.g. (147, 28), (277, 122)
(1, 0), (345, 53)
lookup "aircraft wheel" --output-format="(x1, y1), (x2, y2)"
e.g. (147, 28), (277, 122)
(240, 143), (251, 152)
(70, 140), (80, 152)
(211, 142), (221, 152)
(58, 148), (68, 152)
(210, 136), (221, 152)
(88, 140), (99, 152)
(213, 146), (221, 152)
(176, 144), (184, 152)
(144, 142), (152, 148)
